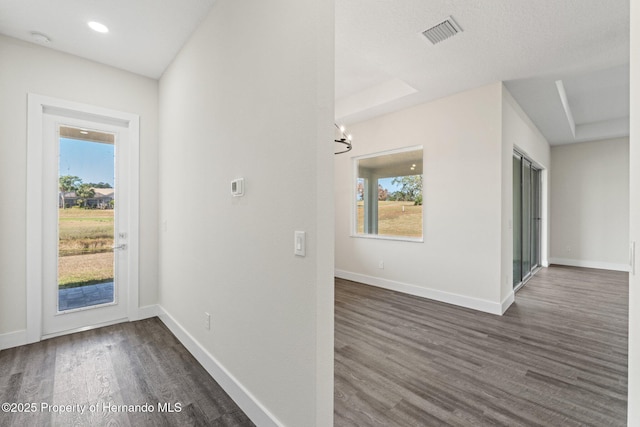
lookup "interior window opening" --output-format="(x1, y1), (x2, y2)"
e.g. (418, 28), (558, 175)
(354, 147), (423, 241)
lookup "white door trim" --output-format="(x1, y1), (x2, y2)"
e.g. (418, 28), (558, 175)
(26, 93), (140, 343)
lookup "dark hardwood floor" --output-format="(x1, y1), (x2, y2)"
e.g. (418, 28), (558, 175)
(0, 318), (254, 427)
(0, 265), (628, 426)
(335, 265), (628, 426)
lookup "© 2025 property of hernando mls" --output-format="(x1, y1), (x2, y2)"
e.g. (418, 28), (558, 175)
(1, 1), (640, 426)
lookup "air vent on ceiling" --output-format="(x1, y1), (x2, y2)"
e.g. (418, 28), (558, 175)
(422, 16), (463, 45)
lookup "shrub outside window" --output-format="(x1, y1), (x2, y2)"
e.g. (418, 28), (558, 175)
(354, 147), (423, 241)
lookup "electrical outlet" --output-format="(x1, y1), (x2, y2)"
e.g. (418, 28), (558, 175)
(378, 260), (384, 269)
(565, 245), (571, 253)
(204, 312), (210, 331)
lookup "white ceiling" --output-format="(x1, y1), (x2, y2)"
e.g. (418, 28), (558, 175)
(359, 148), (423, 177)
(336, 0), (630, 145)
(504, 65), (629, 145)
(0, 0), (630, 145)
(0, 0), (215, 79)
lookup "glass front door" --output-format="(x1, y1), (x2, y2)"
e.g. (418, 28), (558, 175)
(42, 113), (130, 337)
(58, 126), (116, 311)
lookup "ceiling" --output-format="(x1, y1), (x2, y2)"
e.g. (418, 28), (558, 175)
(336, 0), (630, 145)
(0, 0), (215, 79)
(0, 0), (630, 146)
(504, 64), (629, 145)
(359, 148), (423, 178)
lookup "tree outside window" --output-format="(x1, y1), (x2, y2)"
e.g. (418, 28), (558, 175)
(354, 147), (423, 240)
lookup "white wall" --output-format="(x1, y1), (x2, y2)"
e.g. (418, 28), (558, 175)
(0, 35), (159, 337)
(157, 0), (334, 425)
(335, 83), (506, 313)
(335, 83), (550, 315)
(501, 86), (551, 304)
(628, 1), (640, 422)
(549, 138), (630, 271)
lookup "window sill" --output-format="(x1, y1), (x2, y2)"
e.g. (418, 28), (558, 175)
(350, 234), (424, 243)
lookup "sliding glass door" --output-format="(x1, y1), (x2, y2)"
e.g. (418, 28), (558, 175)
(531, 167), (541, 271)
(513, 152), (541, 289)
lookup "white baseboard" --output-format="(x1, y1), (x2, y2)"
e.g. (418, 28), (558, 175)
(549, 258), (630, 272)
(156, 306), (282, 427)
(335, 269), (505, 316)
(0, 329), (28, 350)
(501, 291), (515, 314)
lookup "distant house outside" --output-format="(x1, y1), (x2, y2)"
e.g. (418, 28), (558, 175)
(59, 187), (114, 209)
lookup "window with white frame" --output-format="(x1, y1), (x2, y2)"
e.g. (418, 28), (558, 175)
(354, 147), (423, 240)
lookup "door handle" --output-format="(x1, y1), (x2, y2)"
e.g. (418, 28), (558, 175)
(112, 244), (127, 250)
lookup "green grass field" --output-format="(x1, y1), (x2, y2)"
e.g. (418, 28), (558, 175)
(58, 207), (114, 287)
(357, 201), (423, 238)
(57, 201), (420, 287)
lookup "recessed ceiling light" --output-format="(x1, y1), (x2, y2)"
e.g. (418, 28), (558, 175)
(88, 21), (109, 34)
(30, 32), (51, 44)
(80, 130), (89, 135)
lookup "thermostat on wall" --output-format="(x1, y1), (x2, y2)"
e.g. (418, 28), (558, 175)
(231, 178), (244, 197)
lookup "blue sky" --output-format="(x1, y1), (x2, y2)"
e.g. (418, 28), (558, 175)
(378, 177), (402, 191)
(59, 137), (114, 186)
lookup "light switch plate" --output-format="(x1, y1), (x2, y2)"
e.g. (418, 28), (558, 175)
(294, 231), (306, 257)
(231, 178), (244, 197)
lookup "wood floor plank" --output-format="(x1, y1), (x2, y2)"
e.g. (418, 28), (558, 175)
(0, 318), (254, 427)
(334, 265), (628, 426)
(0, 264), (628, 426)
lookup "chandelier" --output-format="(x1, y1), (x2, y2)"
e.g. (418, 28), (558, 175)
(334, 124), (352, 155)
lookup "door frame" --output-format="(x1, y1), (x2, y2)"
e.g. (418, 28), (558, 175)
(26, 94), (140, 343)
